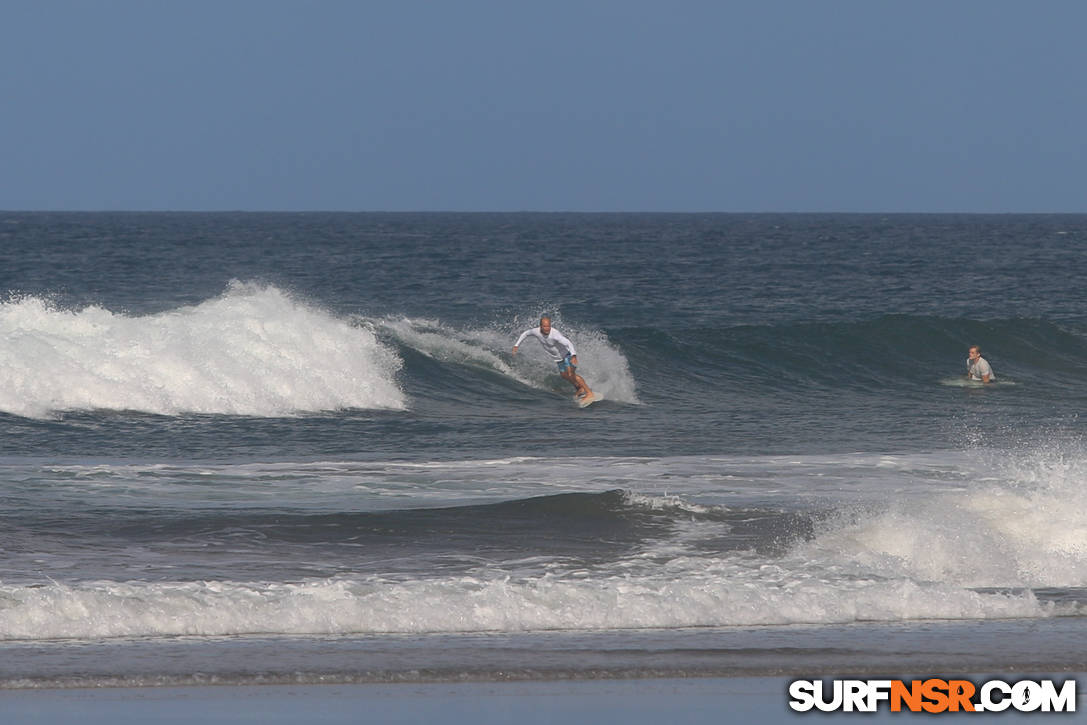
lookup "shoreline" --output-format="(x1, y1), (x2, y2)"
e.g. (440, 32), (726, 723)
(4, 662), (1087, 691)
(2, 617), (1085, 691)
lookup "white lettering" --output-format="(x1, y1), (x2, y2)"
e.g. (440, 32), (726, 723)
(843, 680), (868, 712)
(788, 680), (816, 712)
(1013, 680), (1042, 712)
(980, 680), (1011, 712)
(866, 679), (892, 711)
(1041, 680), (1077, 712)
(813, 680), (843, 712)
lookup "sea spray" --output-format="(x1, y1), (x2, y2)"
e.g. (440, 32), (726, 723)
(791, 442), (1087, 589)
(0, 282), (405, 417)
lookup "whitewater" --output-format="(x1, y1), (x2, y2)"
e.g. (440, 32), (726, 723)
(2, 447), (1083, 642)
(0, 282), (406, 418)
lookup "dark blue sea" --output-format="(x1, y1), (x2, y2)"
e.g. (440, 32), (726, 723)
(1, 212), (1085, 688)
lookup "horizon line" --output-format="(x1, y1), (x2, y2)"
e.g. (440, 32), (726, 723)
(3, 209), (1086, 216)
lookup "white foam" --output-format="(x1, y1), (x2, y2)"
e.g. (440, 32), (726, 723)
(378, 317), (533, 385)
(1, 486), (1074, 639)
(0, 572), (1064, 642)
(559, 325), (641, 404)
(791, 444), (1087, 589)
(1, 448), (1082, 641)
(0, 282), (405, 418)
(622, 491), (716, 515)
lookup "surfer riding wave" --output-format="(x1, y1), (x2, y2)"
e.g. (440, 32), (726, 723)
(512, 317), (593, 401)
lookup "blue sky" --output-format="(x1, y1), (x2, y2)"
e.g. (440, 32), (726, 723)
(3, 1), (1085, 212)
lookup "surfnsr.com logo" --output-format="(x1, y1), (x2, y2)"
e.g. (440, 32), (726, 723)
(788, 678), (1077, 713)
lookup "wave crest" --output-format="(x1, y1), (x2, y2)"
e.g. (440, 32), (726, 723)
(0, 281), (405, 418)
(379, 316), (640, 404)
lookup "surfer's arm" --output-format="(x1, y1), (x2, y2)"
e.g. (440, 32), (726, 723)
(512, 329), (532, 354)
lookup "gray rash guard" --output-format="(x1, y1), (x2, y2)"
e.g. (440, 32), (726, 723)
(514, 327), (577, 362)
(967, 356), (995, 381)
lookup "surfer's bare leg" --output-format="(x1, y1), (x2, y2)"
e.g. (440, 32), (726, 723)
(576, 373), (592, 398)
(560, 368), (577, 393)
(562, 368), (591, 399)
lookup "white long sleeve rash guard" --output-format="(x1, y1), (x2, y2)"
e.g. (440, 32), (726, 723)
(514, 327), (577, 362)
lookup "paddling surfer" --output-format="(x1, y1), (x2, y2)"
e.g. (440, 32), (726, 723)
(512, 317), (593, 401)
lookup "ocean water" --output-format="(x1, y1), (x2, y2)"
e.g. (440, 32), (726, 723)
(1, 212), (1085, 687)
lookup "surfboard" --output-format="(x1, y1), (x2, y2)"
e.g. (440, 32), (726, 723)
(576, 391), (604, 408)
(939, 377), (1010, 388)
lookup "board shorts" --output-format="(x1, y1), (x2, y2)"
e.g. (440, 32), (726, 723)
(557, 354), (574, 372)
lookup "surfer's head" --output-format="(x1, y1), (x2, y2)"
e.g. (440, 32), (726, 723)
(968, 345), (981, 360)
(539, 316), (551, 335)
